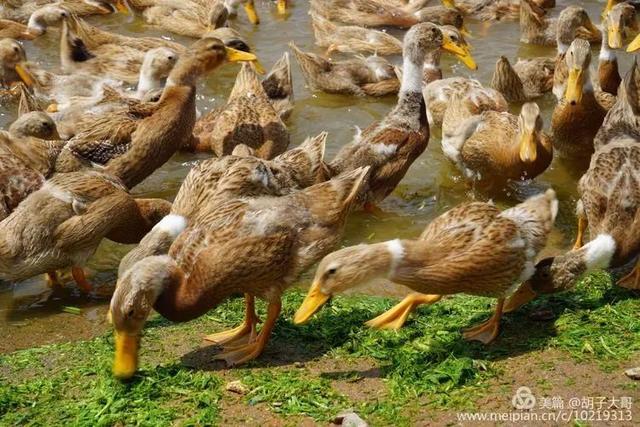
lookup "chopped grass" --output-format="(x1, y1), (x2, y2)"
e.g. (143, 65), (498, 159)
(1, 271), (638, 425)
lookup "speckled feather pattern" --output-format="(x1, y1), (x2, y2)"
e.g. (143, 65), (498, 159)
(391, 192), (556, 297)
(154, 169), (367, 319)
(329, 90), (428, 206)
(0, 171), (170, 281)
(579, 139), (640, 265)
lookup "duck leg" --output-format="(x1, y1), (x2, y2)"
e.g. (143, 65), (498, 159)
(204, 294), (258, 345)
(462, 298), (504, 344)
(617, 260), (640, 289)
(365, 293), (442, 330)
(72, 267), (92, 293)
(572, 215), (588, 250)
(214, 300), (281, 366)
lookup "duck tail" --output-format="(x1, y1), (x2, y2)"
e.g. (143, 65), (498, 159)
(490, 55), (526, 103)
(301, 166), (370, 221)
(262, 52), (293, 103)
(228, 62), (268, 101)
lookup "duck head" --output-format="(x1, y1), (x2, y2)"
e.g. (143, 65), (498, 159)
(440, 25), (476, 70)
(564, 38), (592, 105)
(518, 103), (544, 163)
(294, 241), (400, 324)
(9, 112), (60, 140)
(166, 37), (259, 87)
(110, 215), (188, 380)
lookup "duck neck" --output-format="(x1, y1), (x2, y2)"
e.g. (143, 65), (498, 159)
(136, 68), (165, 99)
(400, 53), (423, 95)
(392, 53), (427, 127)
(542, 234), (616, 292)
(599, 29), (617, 64)
(153, 258), (244, 322)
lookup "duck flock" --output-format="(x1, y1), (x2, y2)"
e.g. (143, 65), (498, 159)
(0, 0), (638, 380)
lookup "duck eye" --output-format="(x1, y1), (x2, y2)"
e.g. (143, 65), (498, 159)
(13, 46), (19, 53)
(327, 267), (337, 275)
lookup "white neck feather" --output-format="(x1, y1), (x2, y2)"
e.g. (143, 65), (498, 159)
(401, 56), (423, 94)
(584, 234), (616, 270)
(386, 239), (405, 275)
(136, 72), (161, 99)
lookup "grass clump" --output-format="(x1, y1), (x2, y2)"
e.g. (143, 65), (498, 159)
(241, 369), (347, 420)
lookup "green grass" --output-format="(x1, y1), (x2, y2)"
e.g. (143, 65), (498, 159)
(1, 271), (638, 425)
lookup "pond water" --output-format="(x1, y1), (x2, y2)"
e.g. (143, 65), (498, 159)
(0, 0), (629, 352)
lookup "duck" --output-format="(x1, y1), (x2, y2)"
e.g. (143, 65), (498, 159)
(490, 55), (554, 103)
(54, 37), (258, 189)
(310, 11), (403, 56)
(424, 78), (507, 128)
(109, 167), (369, 378)
(293, 23), (474, 97)
(142, 0), (250, 49)
(440, 84), (508, 147)
(504, 138), (640, 311)
(520, 1), (600, 47)
(0, 0), (128, 23)
(0, 112), (63, 220)
(189, 62), (289, 158)
(449, 0), (555, 22)
(327, 23), (466, 210)
(290, 42), (400, 97)
(294, 189), (558, 342)
(310, 0), (465, 30)
(594, 60), (640, 150)
(130, 0), (261, 24)
(55, 9), (184, 84)
(0, 170), (172, 292)
(598, 2), (637, 95)
(173, 132), (329, 219)
(551, 38), (607, 159)
(443, 102), (552, 187)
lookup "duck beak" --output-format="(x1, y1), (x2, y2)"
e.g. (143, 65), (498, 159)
(441, 0), (456, 8)
(277, 0), (287, 15)
(565, 68), (584, 105)
(608, 24), (623, 49)
(14, 63), (34, 88)
(502, 282), (538, 313)
(519, 130), (538, 163)
(441, 36), (466, 57)
(442, 36), (477, 70)
(115, 0), (129, 14)
(225, 47), (265, 73)
(627, 33), (640, 52)
(243, 1), (260, 25)
(113, 331), (139, 380)
(293, 282), (331, 324)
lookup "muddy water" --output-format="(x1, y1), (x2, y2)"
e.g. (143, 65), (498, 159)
(0, 0), (630, 352)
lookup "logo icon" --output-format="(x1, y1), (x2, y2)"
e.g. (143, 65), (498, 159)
(512, 386), (536, 410)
